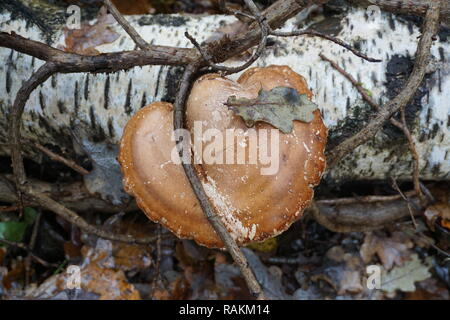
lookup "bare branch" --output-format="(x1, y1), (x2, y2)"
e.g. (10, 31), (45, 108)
(0, 175), (136, 213)
(31, 141), (90, 176)
(103, 0), (149, 50)
(21, 183), (160, 244)
(0, 32), (197, 70)
(0, 238), (58, 268)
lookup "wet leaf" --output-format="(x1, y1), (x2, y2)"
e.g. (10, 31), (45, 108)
(0, 222), (27, 243)
(226, 86), (318, 133)
(381, 254), (432, 293)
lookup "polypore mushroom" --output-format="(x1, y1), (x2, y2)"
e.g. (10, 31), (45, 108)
(119, 65), (327, 248)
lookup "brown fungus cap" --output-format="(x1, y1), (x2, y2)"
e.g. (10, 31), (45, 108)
(119, 65), (328, 248)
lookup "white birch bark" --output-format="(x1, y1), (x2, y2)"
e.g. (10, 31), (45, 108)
(0, 7), (449, 182)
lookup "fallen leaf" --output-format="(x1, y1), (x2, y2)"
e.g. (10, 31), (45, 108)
(26, 238), (141, 300)
(360, 232), (414, 270)
(405, 278), (450, 300)
(61, 6), (119, 55)
(425, 203), (450, 230)
(0, 207), (38, 243)
(381, 254), (432, 293)
(226, 86), (318, 133)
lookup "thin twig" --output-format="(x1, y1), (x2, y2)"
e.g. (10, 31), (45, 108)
(31, 142), (90, 176)
(103, 0), (150, 50)
(173, 63), (265, 299)
(21, 183), (160, 244)
(391, 178), (418, 229)
(186, 0), (269, 75)
(396, 108), (426, 205)
(327, 0), (442, 166)
(271, 29), (381, 62)
(25, 209), (42, 286)
(0, 238), (58, 268)
(150, 225), (163, 295)
(0, 205), (20, 212)
(8, 62), (59, 217)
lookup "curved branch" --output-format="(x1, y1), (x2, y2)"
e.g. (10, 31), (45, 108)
(0, 32), (197, 70)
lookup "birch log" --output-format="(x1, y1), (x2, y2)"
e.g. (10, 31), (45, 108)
(0, 6), (449, 183)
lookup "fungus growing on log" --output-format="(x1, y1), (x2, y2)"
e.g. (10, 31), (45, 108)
(119, 65), (328, 248)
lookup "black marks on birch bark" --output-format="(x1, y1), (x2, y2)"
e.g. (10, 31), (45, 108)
(39, 91), (46, 111)
(103, 75), (110, 110)
(84, 74), (90, 101)
(74, 81), (80, 115)
(137, 15), (188, 27)
(57, 100), (67, 114)
(154, 65), (164, 99)
(141, 92), (147, 108)
(382, 55), (431, 142)
(124, 78), (132, 115)
(107, 118), (115, 139)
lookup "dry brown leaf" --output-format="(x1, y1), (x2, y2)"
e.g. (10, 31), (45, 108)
(360, 232), (414, 270)
(113, 243), (152, 271)
(405, 278), (450, 300)
(314, 247), (365, 295)
(425, 203), (450, 230)
(56, 263), (141, 300)
(61, 6), (119, 55)
(339, 270), (364, 295)
(26, 239), (142, 300)
(153, 276), (190, 300)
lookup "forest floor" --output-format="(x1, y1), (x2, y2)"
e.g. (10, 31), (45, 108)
(0, 0), (449, 300)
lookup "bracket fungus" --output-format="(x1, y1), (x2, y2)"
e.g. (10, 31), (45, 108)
(119, 65), (328, 248)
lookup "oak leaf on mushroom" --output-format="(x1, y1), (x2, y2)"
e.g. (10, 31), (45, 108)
(119, 65), (328, 248)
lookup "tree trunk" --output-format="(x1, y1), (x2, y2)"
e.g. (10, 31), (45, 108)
(0, 3), (449, 182)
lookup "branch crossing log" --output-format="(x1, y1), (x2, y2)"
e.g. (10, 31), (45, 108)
(0, 5), (449, 182)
